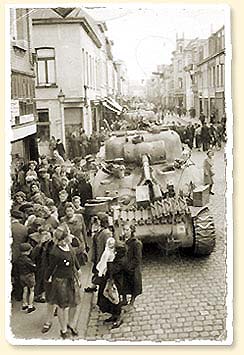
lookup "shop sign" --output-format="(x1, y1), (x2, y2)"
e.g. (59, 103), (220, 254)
(20, 114), (35, 125)
(11, 100), (19, 126)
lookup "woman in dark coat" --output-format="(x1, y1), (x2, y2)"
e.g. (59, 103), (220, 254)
(46, 223), (81, 339)
(123, 224), (143, 306)
(97, 241), (127, 329)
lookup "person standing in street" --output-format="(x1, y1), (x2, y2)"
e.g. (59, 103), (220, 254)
(201, 122), (211, 151)
(51, 164), (63, 204)
(195, 124), (202, 150)
(46, 223), (82, 339)
(96, 238), (126, 329)
(61, 202), (88, 266)
(199, 111), (206, 125)
(16, 242), (36, 313)
(11, 210), (28, 301)
(56, 139), (66, 160)
(203, 150), (215, 195)
(84, 214), (112, 293)
(123, 224), (142, 307)
(49, 136), (57, 157)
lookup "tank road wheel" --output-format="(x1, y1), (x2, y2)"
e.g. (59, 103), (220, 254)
(192, 207), (216, 256)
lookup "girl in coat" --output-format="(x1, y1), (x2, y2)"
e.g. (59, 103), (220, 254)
(46, 223), (81, 339)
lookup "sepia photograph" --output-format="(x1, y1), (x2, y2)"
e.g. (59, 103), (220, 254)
(5, 3), (233, 345)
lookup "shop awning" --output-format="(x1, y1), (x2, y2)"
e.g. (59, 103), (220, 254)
(102, 97), (123, 114)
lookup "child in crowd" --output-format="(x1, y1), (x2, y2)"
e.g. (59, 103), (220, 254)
(16, 243), (36, 313)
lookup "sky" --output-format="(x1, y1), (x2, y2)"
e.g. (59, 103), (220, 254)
(85, 5), (227, 82)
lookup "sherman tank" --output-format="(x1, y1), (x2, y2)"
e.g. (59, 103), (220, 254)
(85, 128), (216, 256)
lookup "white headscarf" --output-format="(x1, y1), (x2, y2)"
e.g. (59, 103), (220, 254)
(96, 237), (116, 277)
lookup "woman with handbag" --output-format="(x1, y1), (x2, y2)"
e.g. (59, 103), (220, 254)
(96, 239), (126, 329)
(45, 223), (82, 339)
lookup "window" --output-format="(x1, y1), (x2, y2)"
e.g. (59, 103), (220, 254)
(36, 48), (56, 86)
(37, 109), (50, 141)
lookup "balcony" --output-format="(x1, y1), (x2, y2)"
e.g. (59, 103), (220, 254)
(12, 39), (28, 53)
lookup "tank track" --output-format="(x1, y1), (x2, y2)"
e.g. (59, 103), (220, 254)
(112, 196), (190, 225)
(192, 207), (216, 256)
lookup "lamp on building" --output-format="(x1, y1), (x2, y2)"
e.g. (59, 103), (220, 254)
(84, 85), (88, 107)
(58, 88), (65, 103)
(57, 88), (66, 147)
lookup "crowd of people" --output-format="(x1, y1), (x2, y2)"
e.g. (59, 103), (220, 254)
(10, 138), (143, 338)
(172, 120), (226, 152)
(60, 128), (107, 161)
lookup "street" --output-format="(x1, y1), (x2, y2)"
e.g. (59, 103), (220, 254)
(9, 148), (228, 343)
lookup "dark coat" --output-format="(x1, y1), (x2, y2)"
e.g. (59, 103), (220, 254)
(107, 251), (128, 296)
(96, 250), (127, 317)
(76, 180), (93, 206)
(124, 237), (143, 297)
(201, 125), (210, 142)
(11, 220), (28, 262)
(92, 228), (111, 267)
(39, 176), (51, 198)
(56, 142), (66, 158)
(16, 254), (36, 275)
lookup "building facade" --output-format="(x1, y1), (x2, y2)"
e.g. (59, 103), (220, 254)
(171, 36), (191, 109)
(148, 26), (225, 120)
(10, 8), (38, 162)
(31, 7), (123, 155)
(197, 26), (225, 120)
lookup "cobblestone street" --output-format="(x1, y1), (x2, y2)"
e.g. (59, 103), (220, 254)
(85, 149), (228, 343)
